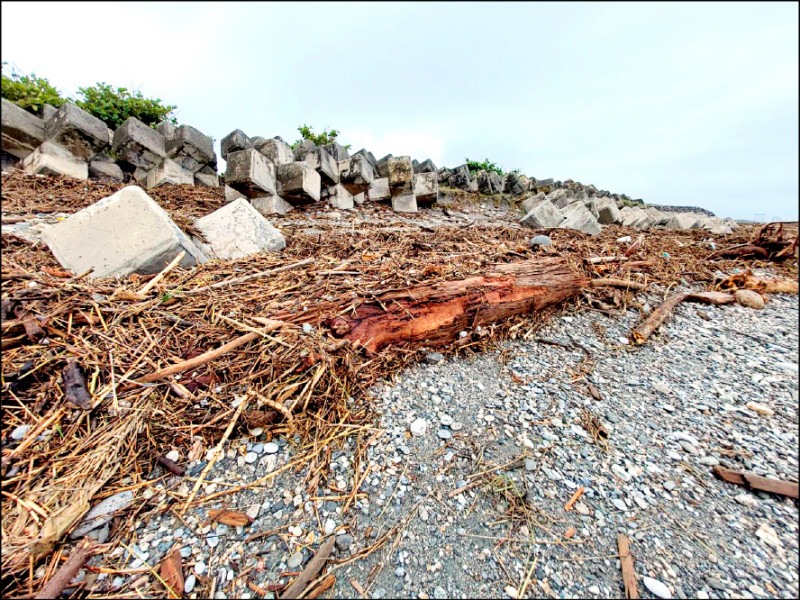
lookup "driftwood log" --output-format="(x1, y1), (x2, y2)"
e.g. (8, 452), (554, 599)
(321, 257), (586, 352)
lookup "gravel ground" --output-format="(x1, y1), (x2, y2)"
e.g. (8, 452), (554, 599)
(82, 284), (798, 599)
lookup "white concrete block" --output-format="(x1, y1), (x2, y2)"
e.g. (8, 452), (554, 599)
(21, 142), (88, 179)
(146, 158), (194, 188)
(276, 162), (321, 203)
(251, 194), (294, 216)
(194, 198), (286, 260)
(42, 186), (207, 278)
(391, 193), (418, 213)
(413, 171), (438, 204)
(367, 177), (391, 202)
(323, 183), (354, 209)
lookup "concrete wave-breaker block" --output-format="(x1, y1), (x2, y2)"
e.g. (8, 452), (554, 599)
(665, 212), (702, 230)
(44, 101), (109, 161)
(595, 197), (621, 224)
(322, 183), (354, 210)
(255, 136), (294, 166)
(112, 117), (167, 170)
(353, 148), (378, 171)
(298, 147), (339, 185)
(387, 156), (414, 195)
(416, 158), (437, 173)
(194, 172), (219, 187)
(42, 186), (207, 279)
(367, 177), (391, 202)
(165, 125), (215, 173)
(320, 141), (350, 162)
(376, 154), (393, 178)
(224, 184), (247, 203)
(146, 158), (194, 188)
(276, 162), (321, 204)
(221, 129), (252, 161)
(391, 193), (418, 213)
(414, 172), (439, 205)
(89, 154), (124, 181)
(353, 192), (365, 205)
(521, 192), (547, 214)
(225, 148), (277, 197)
(194, 198), (286, 260)
(21, 142), (88, 179)
(520, 199), (563, 229)
(1, 98), (46, 159)
(339, 154), (374, 195)
(559, 202), (602, 235)
(251, 194), (294, 216)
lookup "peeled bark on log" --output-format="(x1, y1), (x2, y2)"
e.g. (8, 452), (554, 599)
(325, 257), (586, 352)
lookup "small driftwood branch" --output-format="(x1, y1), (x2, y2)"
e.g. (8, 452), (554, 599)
(180, 258), (314, 295)
(279, 535), (336, 599)
(590, 278), (647, 291)
(616, 534), (639, 599)
(137, 250), (186, 296)
(712, 465), (798, 498)
(34, 538), (97, 599)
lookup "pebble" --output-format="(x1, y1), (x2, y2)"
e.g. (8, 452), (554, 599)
(426, 352), (445, 364)
(663, 481), (676, 491)
(642, 576), (673, 599)
(194, 561), (206, 576)
(505, 584), (519, 598)
(679, 441), (699, 455)
(184, 574), (196, 594)
(264, 442), (279, 454)
(698, 456), (719, 466)
(451, 422), (463, 431)
(324, 518), (336, 535)
(525, 459), (536, 471)
(530, 235), (552, 246)
(287, 552), (303, 569)
(437, 429), (452, 440)
(588, 585), (600, 594)
(10, 425), (31, 441)
(433, 586), (447, 599)
(612, 498), (627, 511)
(746, 401), (774, 416)
(244, 452), (258, 464)
(165, 450), (180, 462)
(734, 289), (764, 309)
(410, 418), (427, 437)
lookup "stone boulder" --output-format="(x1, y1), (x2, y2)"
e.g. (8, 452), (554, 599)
(45, 101), (109, 160)
(520, 199), (563, 229)
(255, 136), (294, 166)
(21, 142), (88, 179)
(276, 162), (321, 203)
(194, 198), (286, 259)
(225, 148), (277, 197)
(146, 158), (194, 188)
(413, 172), (438, 205)
(42, 186), (207, 278)
(165, 125), (215, 173)
(1, 98), (46, 159)
(559, 203), (602, 235)
(112, 117), (167, 170)
(220, 129), (252, 160)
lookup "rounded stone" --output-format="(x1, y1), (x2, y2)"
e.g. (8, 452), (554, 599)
(734, 289), (764, 309)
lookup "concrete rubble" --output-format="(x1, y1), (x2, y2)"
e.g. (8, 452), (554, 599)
(225, 148), (277, 197)
(44, 101), (110, 160)
(20, 141), (88, 179)
(276, 162), (321, 204)
(165, 125), (215, 173)
(2, 98), (46, 159)
(112, 117), (167, 170)
(194, 198), (286, 259)
(146, 157), (194, 188)
(42, 186), (207, 278)
(520, 199), (564, 229)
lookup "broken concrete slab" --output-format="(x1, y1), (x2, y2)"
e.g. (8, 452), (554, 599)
(250, 194), (294, 216)
(112, 117), (167, 170)
(224, 184), (246, 203)
(220, 129), (252, 160)
(387, 156), (414, 195)
(339, 154), (374, 194)
(1, 98), (46, 159)
(391, 193), (418, 213)
(194, 172), (219, 187)
(276, 162), (321, 203)
(21, 142), (88, 179)
(321, 183), (354, 210)
(353, 148), (377, 171)
(165, 125), (215, 173)
(292, 140), (317, 162)
(254, 136), (294, 165)
(44, 101), (109, 160)
(88, 154), (124, 181)
(42, 185), (207, 278)
(319, 141), (350, 162)
(146, 157), (194, 188)
(559, 202), (602, 235)
(414, 171), (438, 205)
(376, 154), (393, 178)
(520, 199), (563, 228)
(225, 148), (277, 197)
(194, 198), (285, 260)
(595, 197), (621, 224)
(367, 177), (391, 202)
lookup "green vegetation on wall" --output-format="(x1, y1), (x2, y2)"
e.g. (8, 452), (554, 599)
(291, 124), (351, 150)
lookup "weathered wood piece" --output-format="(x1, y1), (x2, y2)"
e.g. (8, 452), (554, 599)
(279, 535), (336, 599)
(616, 534), (639, 599)
(34, 538), (97, 599)
(712, 465), (799, 499)
(325, 257), (585, 352)
(631, 292), (689, 345)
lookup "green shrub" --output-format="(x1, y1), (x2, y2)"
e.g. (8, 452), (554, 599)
(291, 124), (351, 150)
(1, 62), (66, 115)
(465, 157), (505, 177)
(76, 83), (177, 130)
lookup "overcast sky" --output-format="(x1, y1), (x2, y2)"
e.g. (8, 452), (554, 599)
(2, 2), (797, 220)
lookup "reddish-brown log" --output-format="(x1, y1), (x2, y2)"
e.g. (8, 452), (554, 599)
(324, 257), (586, 352)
